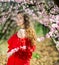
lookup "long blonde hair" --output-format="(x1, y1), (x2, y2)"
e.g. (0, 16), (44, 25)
(23, 14), (37, 46)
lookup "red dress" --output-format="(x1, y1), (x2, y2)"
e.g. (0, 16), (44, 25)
(7, 33), (36, 65)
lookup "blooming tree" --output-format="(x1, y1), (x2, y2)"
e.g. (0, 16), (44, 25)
(0, 0), (59, 51)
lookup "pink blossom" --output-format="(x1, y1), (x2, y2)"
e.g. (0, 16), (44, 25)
(37, 37), (45, 42)
(49, 31), (53, 36)
(46, 33), (50, 38)
(57, 26), (59, 30)
(15, 0), (23, 3)
(51, 24), (58, 29)
(55, 15), (59, 24)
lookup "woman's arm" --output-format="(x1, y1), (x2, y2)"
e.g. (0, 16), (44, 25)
(7, 46), (27, 58)
(7, 47), (19, 58)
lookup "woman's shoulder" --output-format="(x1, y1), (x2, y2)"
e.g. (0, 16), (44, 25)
(7, 33), (18, 44)
(9, 33), (17, 39)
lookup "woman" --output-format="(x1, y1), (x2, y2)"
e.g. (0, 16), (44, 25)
(7, 13), (37, 65)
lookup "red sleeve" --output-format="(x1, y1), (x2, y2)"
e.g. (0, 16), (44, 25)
(7, 33), (18, 52)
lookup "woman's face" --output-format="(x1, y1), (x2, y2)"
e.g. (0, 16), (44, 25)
(16, 14), (24, 26)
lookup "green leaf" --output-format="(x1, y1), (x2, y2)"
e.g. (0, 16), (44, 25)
(32, 53), (41, 59)
(34, 22), (50, 37)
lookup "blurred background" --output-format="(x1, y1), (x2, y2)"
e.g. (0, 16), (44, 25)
(0, 0), (59, 65)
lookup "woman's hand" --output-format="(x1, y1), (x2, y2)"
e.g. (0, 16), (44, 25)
(20, 46), (27, 50)
(7, 47), (19, 58)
